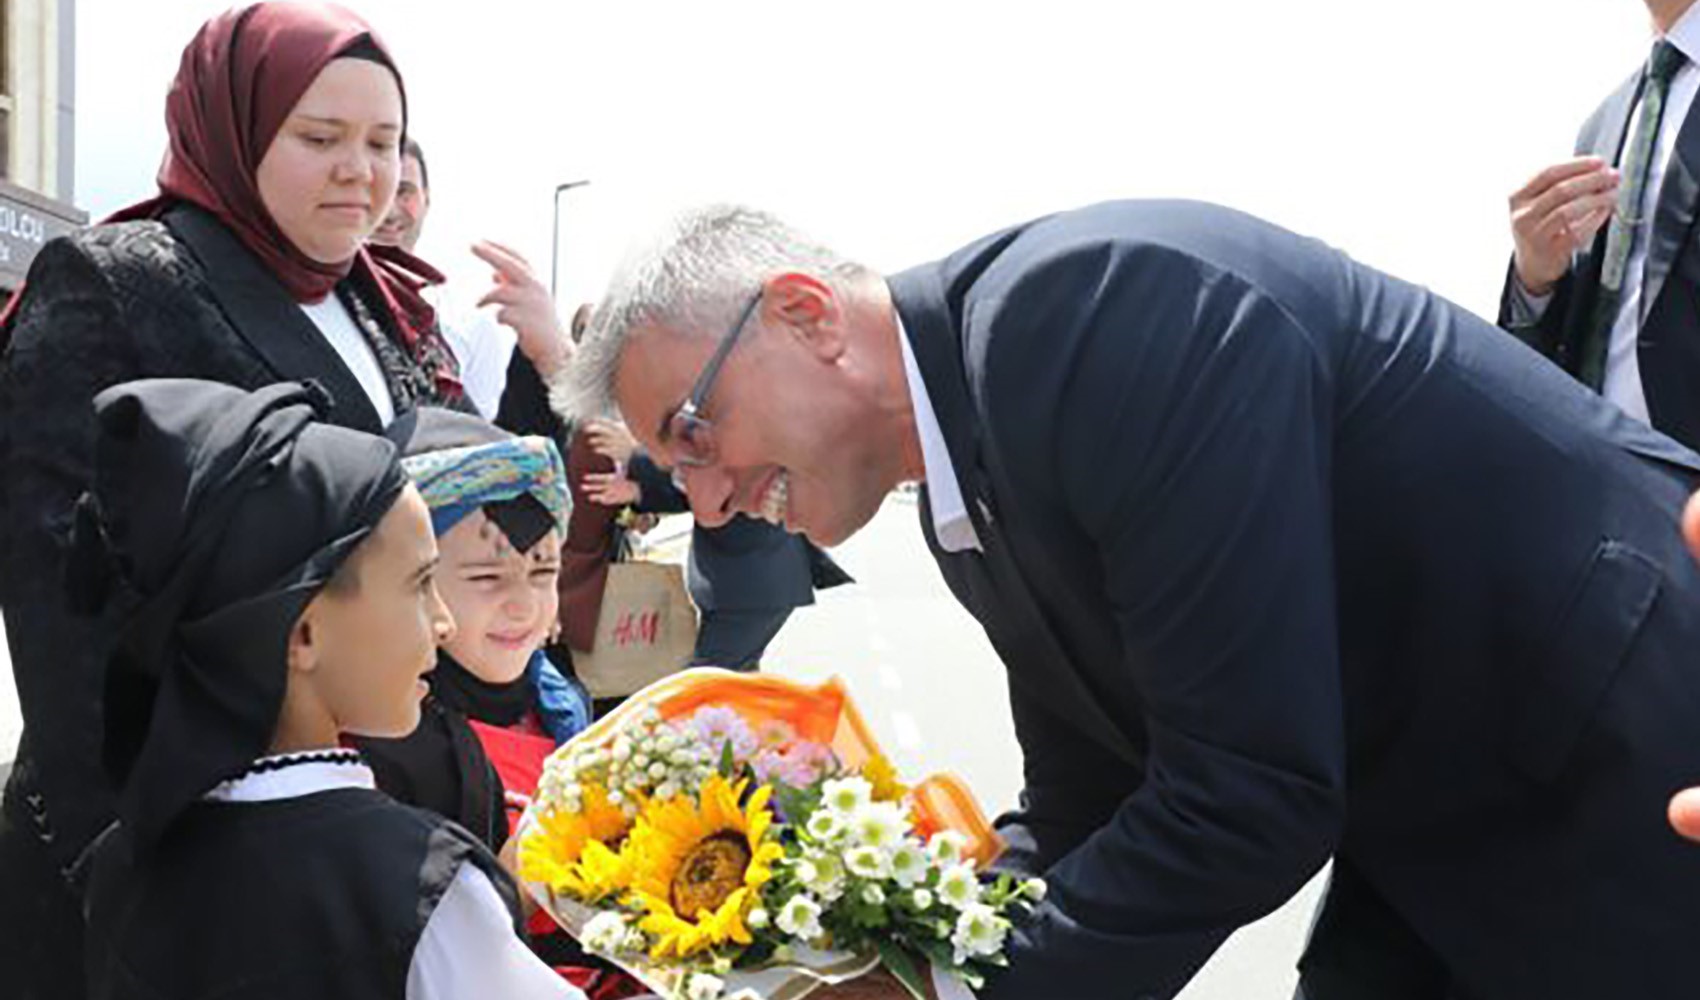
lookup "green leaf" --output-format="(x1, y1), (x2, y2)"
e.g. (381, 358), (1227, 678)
(719, 739), (737, 778)
(876, 940), (932, 1000)
(919, 941), (955, 970)
(772, 783), (821, 832)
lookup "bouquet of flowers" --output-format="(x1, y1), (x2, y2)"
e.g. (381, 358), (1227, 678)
(516, 669), (1044, 1000)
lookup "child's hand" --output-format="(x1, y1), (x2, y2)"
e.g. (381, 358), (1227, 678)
(584, 472), (640, 508)
(585, 419), (639, 464)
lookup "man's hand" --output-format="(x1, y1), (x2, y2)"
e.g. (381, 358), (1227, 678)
(1509, 157), (1620, 296)
(583, 471), (640, 508)
(472, 239), (573, 378)
(585, 418), (640, 464)
(1670, 789), (1700, 842)
(1672, 491), (1700, 842)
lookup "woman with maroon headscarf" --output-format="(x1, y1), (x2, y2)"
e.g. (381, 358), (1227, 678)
(0, 6), (467, 996)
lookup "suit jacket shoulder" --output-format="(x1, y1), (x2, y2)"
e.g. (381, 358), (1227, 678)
(1575, 69), (1642, 158)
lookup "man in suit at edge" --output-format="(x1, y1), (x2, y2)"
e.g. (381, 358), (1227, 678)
(1675, 493), (1700, 842)
(1499, 0), (1700, 451)
(559, 201), (1700, 1000)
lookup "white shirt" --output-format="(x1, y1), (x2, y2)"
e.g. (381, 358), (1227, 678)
(1517, 7), (1700, 424)
(897, 316), (982, 553)
(896, 330), (1013, 1000)
(208, 752), (587, 1000)
(427, 283), (519, 419)
(300, 295), (397, 426)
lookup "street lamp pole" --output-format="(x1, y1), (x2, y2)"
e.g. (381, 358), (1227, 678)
(550, 179), (591, 300)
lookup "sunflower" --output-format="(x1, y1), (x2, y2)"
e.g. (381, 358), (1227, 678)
(625, 774), (785, 959)
(519, 783), (637, 903)
(861, 752), (909, 803)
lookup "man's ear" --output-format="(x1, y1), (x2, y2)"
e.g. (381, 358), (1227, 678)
(762, 272), (845, 361)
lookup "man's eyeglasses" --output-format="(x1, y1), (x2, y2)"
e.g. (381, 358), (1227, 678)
(659, 291), (762, 470)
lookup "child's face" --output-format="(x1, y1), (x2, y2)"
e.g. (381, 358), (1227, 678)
(306, 486), (455, 739)
(434, 510), (562, 684)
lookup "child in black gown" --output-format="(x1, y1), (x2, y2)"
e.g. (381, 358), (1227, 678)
(73, 379), (586, 1000)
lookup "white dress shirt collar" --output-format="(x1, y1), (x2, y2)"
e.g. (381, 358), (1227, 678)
(1665, 4), (1700, 62)
(897, 315), (982, 553)
(203, 750), (375, 803)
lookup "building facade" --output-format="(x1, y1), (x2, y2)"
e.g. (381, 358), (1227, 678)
(0, 0), (81, 295)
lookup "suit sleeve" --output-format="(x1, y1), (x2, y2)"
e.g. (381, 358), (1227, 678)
(1495, 256), (1574, 361)
(990, 675), (1147, 879)
(976, 246), (1347, 1000)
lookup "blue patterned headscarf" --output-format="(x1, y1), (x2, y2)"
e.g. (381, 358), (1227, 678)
(401, 435), (569, 543)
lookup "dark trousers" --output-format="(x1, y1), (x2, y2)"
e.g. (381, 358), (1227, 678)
(688, 607), (794, 672)
(1294, 859), (1458, 1000)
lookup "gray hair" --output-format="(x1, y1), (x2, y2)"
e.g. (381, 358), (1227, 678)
(554, 204), (869, 423)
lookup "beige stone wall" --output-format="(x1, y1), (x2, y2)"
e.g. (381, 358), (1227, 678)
(6, 0), (60, 200)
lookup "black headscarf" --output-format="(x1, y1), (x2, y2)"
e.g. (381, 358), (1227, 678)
(69, 378), (407, 852)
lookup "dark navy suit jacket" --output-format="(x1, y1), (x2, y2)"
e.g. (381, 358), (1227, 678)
(893, 201), (1700, 1000)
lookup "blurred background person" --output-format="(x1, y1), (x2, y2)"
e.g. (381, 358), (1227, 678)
(1500, 0), (1700, 450)
(557, 305), (632, 660)
(0, 5), (463, 997)
(371, 136), (573, 419)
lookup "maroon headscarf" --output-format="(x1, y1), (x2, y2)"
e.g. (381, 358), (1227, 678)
(104, 2), (458, 395)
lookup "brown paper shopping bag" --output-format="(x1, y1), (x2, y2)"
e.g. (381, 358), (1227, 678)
(569, 559), (698, 699)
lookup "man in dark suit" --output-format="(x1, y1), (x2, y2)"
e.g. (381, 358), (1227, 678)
(563, 201), (1700, 999)
(1499, 0), (1700, 451)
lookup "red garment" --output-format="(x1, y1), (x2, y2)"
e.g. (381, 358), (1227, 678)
(99, 2), (458, 396)
(468, 717), (554, 834)
(558, 966), (652, 1000)
(469, 718), (561, 940)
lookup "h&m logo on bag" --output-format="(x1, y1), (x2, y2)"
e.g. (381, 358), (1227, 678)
(611, 610), (661, 648)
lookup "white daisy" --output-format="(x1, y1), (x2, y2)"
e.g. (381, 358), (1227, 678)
(777, 894), (825, 942)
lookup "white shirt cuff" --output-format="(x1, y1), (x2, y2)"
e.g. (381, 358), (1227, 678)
(1506, 273), (1555, 326)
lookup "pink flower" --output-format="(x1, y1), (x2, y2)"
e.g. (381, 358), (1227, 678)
(753, 740), (836, 789)
(756, 719), (798, 749)
(689, 706), (759, 762)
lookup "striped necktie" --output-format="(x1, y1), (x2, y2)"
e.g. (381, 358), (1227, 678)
(1581, 38), (1687, 389)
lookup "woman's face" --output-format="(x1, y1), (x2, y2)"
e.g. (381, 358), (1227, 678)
(257, 57), (403, 266)
(435, 511), (562, 685)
